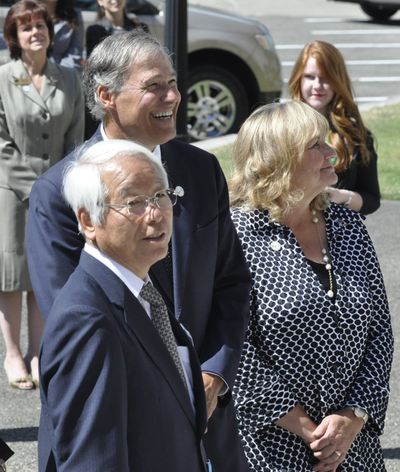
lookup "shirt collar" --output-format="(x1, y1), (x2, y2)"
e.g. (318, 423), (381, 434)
(84, 243), (150, 301)
(100, 123), (162, 165)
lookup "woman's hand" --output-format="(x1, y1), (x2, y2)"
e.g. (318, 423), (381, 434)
(325, 187), (363, 212)
(275, 404), (318, 445)
(309, 409), (364, 471)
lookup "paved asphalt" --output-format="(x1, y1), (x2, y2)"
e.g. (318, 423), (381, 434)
(0, 197), (398, 471)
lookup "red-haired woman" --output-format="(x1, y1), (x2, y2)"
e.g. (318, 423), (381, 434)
(289, 40), (380, 215)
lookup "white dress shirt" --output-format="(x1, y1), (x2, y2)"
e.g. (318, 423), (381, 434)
(100, 123), (162, 163)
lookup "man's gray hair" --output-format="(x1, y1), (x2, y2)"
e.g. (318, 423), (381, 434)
(83, 30), (173, 120)
(63, 140), (168, 226)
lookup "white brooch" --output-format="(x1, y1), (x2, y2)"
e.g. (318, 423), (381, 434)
(270, 241), (281, 252)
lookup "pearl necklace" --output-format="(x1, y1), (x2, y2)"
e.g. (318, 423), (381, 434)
(312, 209), (335, 299)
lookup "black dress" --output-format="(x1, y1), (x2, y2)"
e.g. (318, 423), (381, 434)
(336, 132), (380, 215)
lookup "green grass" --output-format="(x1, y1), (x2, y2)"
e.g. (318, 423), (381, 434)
(214, 104), (400, 200)
(213, 144), (234, 178)
(363, 104), (400, 200)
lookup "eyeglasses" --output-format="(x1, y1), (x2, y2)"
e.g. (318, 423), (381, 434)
(103, 187), (184, 216)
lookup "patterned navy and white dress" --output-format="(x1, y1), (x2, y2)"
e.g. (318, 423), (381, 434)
(231, 204), (393, 472)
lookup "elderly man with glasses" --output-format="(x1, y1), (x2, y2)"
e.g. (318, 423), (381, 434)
(38, 140), (209, 472)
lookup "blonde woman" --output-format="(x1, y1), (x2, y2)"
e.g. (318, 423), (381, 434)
(230, 101), (392, 471)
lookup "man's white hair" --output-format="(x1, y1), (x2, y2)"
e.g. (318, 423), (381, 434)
(63, 140), (168, 226)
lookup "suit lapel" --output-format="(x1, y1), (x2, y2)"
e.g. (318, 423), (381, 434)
(8, 60), (54, 111)
(122, 294), (199, 429)
(149, 260), (174, 312)
(40, 61), (60, 103)
(172, 317), (208, 437)
(161, 143), (194, 319)
(172, 202), (192, 319)
(79, 252), (198, 429)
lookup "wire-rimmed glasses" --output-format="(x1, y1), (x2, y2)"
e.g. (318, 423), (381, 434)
(103, 187), (184, 216)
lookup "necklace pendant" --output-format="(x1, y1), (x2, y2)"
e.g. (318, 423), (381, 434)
(311, 209), (319, 224)
(327, 289), (334, 298)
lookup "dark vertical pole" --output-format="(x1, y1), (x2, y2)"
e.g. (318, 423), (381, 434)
(164, 0), (188, 142)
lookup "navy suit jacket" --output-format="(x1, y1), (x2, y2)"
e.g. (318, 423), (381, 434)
(28, 130), (251, 471)
(39, 252), (207, 471)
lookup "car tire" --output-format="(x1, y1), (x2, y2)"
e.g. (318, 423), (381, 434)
(360, 4), (397, 20)
(187, 65), (249, 141)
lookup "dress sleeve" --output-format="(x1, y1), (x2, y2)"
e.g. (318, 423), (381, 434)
(234, 313), (298, 429)
(357, 132), (381, 215)
(343, 222), (393, 434)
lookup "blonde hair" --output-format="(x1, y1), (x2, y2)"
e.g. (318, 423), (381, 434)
(229, 101), (330, 222)
(288, 40), (370, 172)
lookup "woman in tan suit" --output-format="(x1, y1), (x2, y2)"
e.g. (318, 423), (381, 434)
(0, 0), (84, 389)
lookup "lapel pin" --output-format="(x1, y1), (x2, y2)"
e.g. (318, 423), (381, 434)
(12, 75), (32, 86)
(174, 186), (184, 197)
(270, 241), (281, 251)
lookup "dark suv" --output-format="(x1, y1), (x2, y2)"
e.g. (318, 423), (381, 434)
(328, 0), (400, 20)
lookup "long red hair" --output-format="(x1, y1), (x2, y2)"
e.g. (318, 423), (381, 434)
(288, 40), (370, 172)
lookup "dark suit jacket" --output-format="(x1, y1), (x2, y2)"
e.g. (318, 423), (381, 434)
(39, 251), (208, 472)
(28, 130), (251, 471)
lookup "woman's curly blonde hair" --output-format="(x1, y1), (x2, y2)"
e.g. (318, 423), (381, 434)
(288, 40), (370, 173)
(229, 101), (331, 222)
